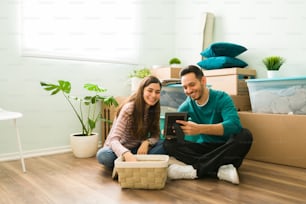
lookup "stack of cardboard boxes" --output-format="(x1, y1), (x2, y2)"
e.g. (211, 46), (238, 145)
(239, 77), (306, 169)
(203, 67), (256, 111)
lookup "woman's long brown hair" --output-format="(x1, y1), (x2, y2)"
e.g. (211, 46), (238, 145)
(116, 76), (161, 140)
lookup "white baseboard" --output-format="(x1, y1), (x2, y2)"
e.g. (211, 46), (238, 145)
(0, 142), (103, 162)
(0, 146), (72, 162)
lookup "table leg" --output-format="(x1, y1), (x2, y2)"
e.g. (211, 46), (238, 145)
(13, 119), (26, 173)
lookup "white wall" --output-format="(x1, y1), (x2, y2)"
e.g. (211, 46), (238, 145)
(174, 0), (306, 78)
(1, 0), (306, 159)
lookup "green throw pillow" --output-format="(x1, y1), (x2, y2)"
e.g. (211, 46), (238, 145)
(197, 56), (248, 70)
(201, 42), (247, 58)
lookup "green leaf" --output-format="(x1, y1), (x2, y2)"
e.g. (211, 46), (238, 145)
(58, 80), (71, 94)
(44, 86), (58, 91)
(40, 82), (47, 86)
(84, 83), (107, 93)
(103, 96), (119, 107)
(88, 118), (96, 130)
(51, 88), (60, 95)
(91, 96), (97, 104)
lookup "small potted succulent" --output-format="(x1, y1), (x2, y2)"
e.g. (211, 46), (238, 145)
(262, 56), (285, 78)
(129, 68), (151, 92)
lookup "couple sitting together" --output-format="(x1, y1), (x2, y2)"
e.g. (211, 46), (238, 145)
(96, 65), (253, 185)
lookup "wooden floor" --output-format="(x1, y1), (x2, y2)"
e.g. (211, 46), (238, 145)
(0, 153), (306, 204)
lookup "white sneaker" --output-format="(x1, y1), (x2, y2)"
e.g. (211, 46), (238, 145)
(168, 164), (197, 180)
(217, 164), (239, 184)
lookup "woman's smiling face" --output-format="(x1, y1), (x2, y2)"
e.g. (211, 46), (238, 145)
(143, 82), (161, 107)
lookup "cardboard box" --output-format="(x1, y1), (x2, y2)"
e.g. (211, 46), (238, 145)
(203, 68), (256, 95)
(239, 111), (306, 168)
(151, 67), (182, 80)
(231, 95), (251, 111)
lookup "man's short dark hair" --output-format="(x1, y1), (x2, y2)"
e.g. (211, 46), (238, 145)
(179, 65), (204, 80)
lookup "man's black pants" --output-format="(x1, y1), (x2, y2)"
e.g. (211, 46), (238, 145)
(163, 128), (253, 178)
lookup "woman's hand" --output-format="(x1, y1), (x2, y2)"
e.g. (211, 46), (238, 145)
(137, 140), (150, 154)
(123, 151), (137, 162)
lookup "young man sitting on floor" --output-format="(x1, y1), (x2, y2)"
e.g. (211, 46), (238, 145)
(164, 65), (253, 184)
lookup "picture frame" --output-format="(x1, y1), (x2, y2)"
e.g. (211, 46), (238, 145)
(163, 112), (188, 137)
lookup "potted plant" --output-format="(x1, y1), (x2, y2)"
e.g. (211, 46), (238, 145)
(169, 57), (182, 68)
(262, 56), (285, 78)
(129, 68), (151, 92)
(40, 80), (118, 158)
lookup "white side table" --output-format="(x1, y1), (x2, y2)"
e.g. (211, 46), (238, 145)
(0, 111), (26, 172)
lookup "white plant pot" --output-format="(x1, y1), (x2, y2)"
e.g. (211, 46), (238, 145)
(70, 133), (99, 158)
(170, 64), (181, 68)
(267, 70), (280, 78)
(131, 77), (142, 93)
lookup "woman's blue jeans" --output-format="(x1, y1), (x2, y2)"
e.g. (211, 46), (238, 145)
(96, 139), (166, 169)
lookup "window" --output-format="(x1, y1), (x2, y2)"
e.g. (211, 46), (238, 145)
(21, 0), (141, 64)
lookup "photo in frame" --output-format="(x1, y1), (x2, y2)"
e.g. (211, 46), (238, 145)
(163, 112), (188, 138)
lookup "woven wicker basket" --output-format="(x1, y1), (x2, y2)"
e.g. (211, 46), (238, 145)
(113, 154), (169, 189)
